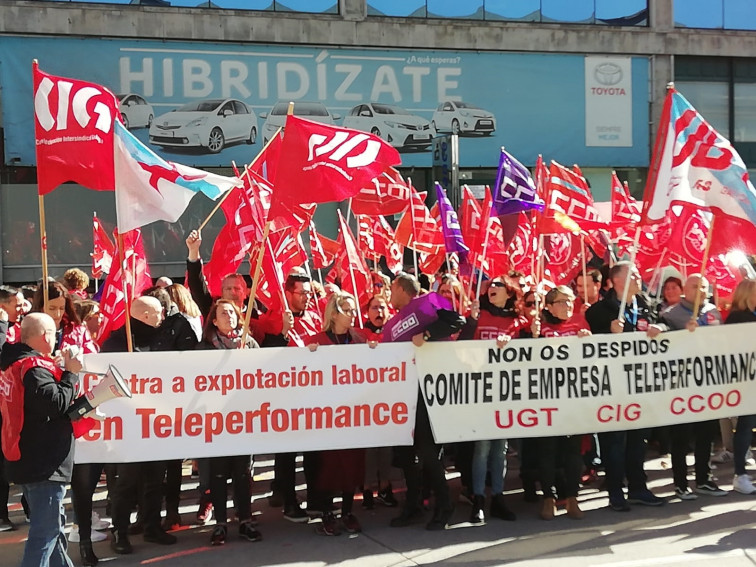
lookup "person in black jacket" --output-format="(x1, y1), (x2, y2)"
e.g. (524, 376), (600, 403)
(101, 296), (177, 554)
(0, 313), (82, 567)
(585, 261), (665, 511)
(386, 273), (465, 531)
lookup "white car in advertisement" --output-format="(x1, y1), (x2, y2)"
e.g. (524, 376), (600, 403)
(118, 93), (154, 129)
(342, 103), (433, 151)
(260, 101), (341, 144)
(432, 100), (496, 136)
(149, 98), (258, 154)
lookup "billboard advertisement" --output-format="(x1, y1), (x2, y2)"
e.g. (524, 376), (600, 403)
(0, 37), (649, 169)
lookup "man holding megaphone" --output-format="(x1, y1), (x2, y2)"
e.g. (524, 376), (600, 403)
(0, 313), (83, 567)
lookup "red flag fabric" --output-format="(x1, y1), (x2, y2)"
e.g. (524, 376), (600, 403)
(544, 232), (590, 286)
(508, 212), (536, 277)
(204, 185), (261, 297)
(249, 130), (282, 182)
(308, 221), (333, 270)
(352, 167), (411, 216)
(611, 172), (641, 231)
(33, 62), (119, 195)
(333, 211), (372, 308)
(96, 229), (151, 346)
(374, 216), (404, 274)
(543, 161), (608, 232)
(395, 189), (444, 254)
(270, 116), (401, 219)
(91, 214), (115, 279)
(459, 186), (485, 254)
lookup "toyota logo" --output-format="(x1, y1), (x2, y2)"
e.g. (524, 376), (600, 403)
(594, 63), (623, 86)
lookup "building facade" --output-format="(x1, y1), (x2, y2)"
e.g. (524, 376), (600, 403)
(1, 0), (755, 282)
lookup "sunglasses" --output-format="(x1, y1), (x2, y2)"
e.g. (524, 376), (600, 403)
(524, 301), (536, 307)
(489, 281), (507, 288)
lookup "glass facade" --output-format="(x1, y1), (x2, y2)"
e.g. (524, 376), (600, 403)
(368, 0), (648, 25)
(675, 0), (756, 30)
(37, 0), (338, 14)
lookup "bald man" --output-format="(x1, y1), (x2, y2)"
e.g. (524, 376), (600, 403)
(0, 313), (82, 567)
(100, 296), (177, 552)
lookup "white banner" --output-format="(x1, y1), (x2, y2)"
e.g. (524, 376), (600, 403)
(75, 343), (417, 463)
(585, 55), (633, 147)
(415, 325), (756, 443)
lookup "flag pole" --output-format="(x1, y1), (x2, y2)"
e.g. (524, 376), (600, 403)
(580, 233), (588, 305)
(445, 252), (458, 312)
(617, 225), (642, 325)
(197, 126), (283, 232)
(475, 223), (492, 299)
(241, 221), (271, 347)
(408, 177), (419, 277)
(691, 216), (716, 321)
(38, 194), (50, 313)
(115, 231), (134, 353)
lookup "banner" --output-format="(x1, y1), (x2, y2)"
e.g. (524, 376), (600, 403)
(75, 343), (417, 463)
(415, 324), (756, 442)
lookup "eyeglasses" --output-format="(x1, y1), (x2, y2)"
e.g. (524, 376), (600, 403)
(293, 290), (314, 297)
(549, 299), (574, 305)
(489, 281), (506, 288)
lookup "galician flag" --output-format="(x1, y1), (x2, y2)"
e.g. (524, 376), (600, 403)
(114, 121), (241, 232)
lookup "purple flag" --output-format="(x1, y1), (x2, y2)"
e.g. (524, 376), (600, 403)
(383, 292), (453, 343)
(493, 148), (545, 216)
(435, 182), (469, 259)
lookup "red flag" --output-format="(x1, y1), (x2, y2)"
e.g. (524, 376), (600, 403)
(543, 161), (608, 232)
(374, 216), (404, 275)
(459, 185), (485, 254)
(204, 185), (261, 297)
(96, 229), (151, 346)
(270, 228), (307, 277)
(309, 221), (333, 270)
(33, 62), (119, 195)
(611, 172), (642, 230)
(333, 211), (372, 308)
(91, 214), (115, 279)
(249, 130), (282, 182)
(352, 167), (411, 216)
(395, 188), (444, 254)
(270, 116), (401, 219)
(508, 212), (536, 277)
(544, 232), (590, 286)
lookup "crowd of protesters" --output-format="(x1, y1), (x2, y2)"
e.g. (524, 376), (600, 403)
(1, 238), (756, 567)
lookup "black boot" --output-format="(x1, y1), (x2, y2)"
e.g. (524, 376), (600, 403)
(490, 494), (516, 521)
(469, 495), (485, 525)
(110, 530), (133, 555)
(79, 540), (98, 566)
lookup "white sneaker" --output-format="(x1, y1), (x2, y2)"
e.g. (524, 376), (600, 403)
(733, 474), (756, 495)
(711, 450), (733, 464)
(746, 450), (755, 466)
(68, 524), (108, 542)
(91, 511), (110, 531)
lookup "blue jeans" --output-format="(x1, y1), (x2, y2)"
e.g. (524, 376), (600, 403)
(472, 439), (508, 495)
(21, 480), (74, 567)
(734, 414), (756, 476)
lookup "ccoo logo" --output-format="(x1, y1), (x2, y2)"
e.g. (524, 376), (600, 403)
(548, 233), (572, 265)
(682, 214), (707, 260)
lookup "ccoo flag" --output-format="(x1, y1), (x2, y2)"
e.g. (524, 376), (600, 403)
(434, 182), (469, 259)
(492, 148), (545, 215)
(642, 88), (756, 226)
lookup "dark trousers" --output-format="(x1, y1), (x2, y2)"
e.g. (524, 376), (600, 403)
(0, 454), (9, 519)
(209, 455), (251, 524)
(71, 463), (104, 540)
(164, 459), (182, 514)
(397, 396), (450, 515)
(598, 429), (649, 503)
(274, 452), (317, 508)
(538, 436), (582, 499)
(111, 461), (167, 535)
(670, 420), (715, 489)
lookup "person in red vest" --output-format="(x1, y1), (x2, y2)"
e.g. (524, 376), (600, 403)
(0, 312), (82, 567)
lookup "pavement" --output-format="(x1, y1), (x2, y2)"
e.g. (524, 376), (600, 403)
(1, 451), (755, 567)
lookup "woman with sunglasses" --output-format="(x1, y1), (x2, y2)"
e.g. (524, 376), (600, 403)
(533, 286), (591, 521)
(304, 291), (371, 536)
(459, 274), (525, 526)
